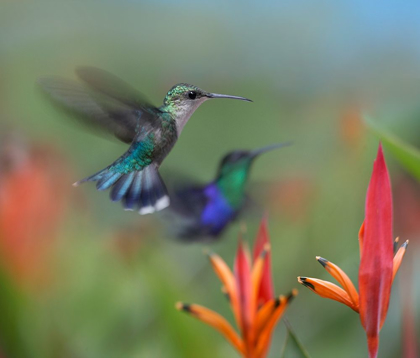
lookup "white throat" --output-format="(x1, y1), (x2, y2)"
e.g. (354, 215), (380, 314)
(175, 97), (209, 135)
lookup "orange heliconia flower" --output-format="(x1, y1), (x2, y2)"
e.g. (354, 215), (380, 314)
(298, 143), (408, 358)
(176, 219), (297, 358)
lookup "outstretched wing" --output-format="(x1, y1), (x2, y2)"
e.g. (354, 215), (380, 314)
(38, 67), (163, 143)
(75, 67), (158, 111)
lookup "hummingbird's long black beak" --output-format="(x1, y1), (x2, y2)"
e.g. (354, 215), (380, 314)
(206, 93), (252, 102)
(249, 142), (292, 159)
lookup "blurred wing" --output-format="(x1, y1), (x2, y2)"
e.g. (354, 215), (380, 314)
(169, 185), (208, 217)
(75, 67), (160, 112)
(163, 186), (213, 241)
(38, 69), (162, 143)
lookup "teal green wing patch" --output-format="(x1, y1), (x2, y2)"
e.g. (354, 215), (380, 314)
(109, 133), (156, 174)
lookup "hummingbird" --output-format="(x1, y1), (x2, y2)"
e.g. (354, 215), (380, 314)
(38, 67), (251, 214)
(166, 142), (291, 241)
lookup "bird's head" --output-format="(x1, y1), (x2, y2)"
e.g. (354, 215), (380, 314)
(217, 142), (292, 180)
(163, 83), (251, 133)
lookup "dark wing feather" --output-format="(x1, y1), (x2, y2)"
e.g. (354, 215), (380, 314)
(163, 169), (207, 216)
(38, 68), (162, 143)
(160, 185), (209, 241)
(75, 67), (159, 112)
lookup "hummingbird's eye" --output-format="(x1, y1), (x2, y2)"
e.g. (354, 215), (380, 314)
(188, 91), (197, 100)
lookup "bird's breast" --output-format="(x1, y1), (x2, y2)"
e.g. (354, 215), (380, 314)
(200, 185), (235, 234)
(153, 120), (178, 164)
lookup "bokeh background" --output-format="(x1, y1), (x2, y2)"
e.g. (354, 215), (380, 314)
(1, 1), (420, 357)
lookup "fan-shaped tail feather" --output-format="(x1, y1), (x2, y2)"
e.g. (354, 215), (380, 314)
(74, 166), (169, 214)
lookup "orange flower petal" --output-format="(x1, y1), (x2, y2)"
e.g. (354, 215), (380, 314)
(316, 256), (359, 309)
(298, 277), (358, 312)
(392, 240), (408, 282)
(176, 302), (245, 355)
(255, 297), (279, 338)
(207, 251), (240, 327)
(255, 290), (297, 358)
(252, 217), (274, 305)
(251, 243), (270, 326)
(234, 238), (253, 352)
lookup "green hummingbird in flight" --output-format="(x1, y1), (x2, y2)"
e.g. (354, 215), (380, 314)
(38, 67), (251, 214)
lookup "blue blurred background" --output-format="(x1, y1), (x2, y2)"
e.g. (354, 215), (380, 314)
(1, 1), (419, 357)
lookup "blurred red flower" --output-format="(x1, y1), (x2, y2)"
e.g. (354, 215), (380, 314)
(0, 134), (71, 287)
(177, 218), (297, 358)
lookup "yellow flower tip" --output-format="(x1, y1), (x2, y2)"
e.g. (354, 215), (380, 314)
(393, 237), (400, 253)
(203, 248), (213, 257)
(291, 288), (299, 298)
(297, 277), (315, 290)
(263, 242), (271, 252)
(392, 237), (410, 284)
(220, 286), (230, 301)
(285, 289), (298, 303)
(258, 243), (271, 258)
(316, 256), (329, 268)
(175, 302), (190, 311)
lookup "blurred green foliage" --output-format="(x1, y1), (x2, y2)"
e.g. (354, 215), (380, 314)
(365, 115), (420, 182)
(1, 1), (420, 358)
